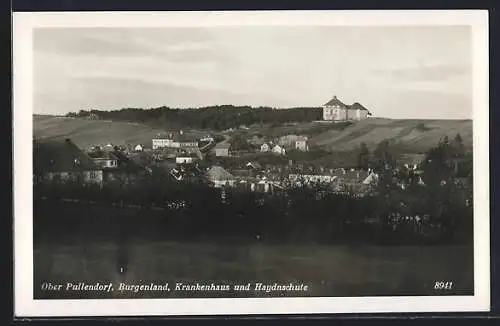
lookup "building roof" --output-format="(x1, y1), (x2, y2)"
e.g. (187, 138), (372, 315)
(323, 96), (349, 108)
(349, 102), (370, 112)
(215, 142), (231, 149)
(33, 138), (100, 173)
(173, 134), (199, 143)
(87, 151), (119, 160)
(206, 166), (234, 180)
(246, 161), (262, 169)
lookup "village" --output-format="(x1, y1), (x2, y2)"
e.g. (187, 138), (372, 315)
(34, 96), (387, 196)
(33, 95), (468, 201)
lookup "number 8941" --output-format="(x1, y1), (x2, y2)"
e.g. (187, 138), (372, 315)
(434, 281), (453, 290)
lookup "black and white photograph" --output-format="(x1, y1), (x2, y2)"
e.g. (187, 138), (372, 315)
(13, 10), (490, 316)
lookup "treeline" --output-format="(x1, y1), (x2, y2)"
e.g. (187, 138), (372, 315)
(65, 105), (323, 130)
(34, 173), (472, 246)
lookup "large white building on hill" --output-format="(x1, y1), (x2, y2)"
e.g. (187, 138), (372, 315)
(322, 95), (372, 121)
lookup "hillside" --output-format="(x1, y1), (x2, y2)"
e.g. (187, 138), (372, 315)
(309, 118), (472, 153)
(33, 115), (472, 154)
(33, 115), (171, 149)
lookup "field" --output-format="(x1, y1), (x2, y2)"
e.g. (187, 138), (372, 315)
(34, 240), (473, 299)
(309, 118), (472, 152)
(33, 115), (208, 149)
(34, 115), (472, 154)
(33, 201), (473, 299)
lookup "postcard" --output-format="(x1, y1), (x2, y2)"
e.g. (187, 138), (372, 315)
(13, 9), (490, 317)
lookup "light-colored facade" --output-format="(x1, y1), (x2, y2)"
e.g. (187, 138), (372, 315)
(260, 143), (270, 152)
(295, 138), (309, 151)
(272, 145), (286, 155)
(92, 157), (118, 169)
(322, 96), (371, 121)
(152, 138), (174, 149)
(175, 156), (195, 164)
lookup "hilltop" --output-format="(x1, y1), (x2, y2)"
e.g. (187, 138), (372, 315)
(33, 115), (174, 149)
(33, 115), (472, 154)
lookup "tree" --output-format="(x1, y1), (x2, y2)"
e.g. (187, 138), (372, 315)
(373, 139), (394, 172)
(229, 134), (252, 151)
(357, 142), (370, 170)
(452, 133), (466, 158)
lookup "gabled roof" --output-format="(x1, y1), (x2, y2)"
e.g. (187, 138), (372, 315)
(173, 134), (198, 143)
(215, 142), (231, 149)
(323, 96), (349, 108)
(87, 151), (119, 160)
(349, 102), (369, 111)
(246, 161), (262, 169)
(206, 166), (234, 180)
(34, 138), (100, 173)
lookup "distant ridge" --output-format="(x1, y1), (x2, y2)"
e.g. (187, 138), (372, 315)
(33, 115), (472, 154)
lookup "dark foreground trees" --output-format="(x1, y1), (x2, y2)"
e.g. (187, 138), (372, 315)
(34, 171), (472, 246)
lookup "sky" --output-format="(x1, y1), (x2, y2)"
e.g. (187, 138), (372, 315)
(33, 26), (472, 119)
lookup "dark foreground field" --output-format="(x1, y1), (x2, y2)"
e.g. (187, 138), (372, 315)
(33, 200), (474, 299)
(34, 240), (473, 299)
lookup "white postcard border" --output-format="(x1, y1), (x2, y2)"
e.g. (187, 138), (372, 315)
(13, 10), (490, 317)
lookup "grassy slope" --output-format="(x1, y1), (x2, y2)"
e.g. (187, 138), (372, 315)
(310, 118), (472, 152)
(34, 115), (472, 153)
(33, 115), (167, 149)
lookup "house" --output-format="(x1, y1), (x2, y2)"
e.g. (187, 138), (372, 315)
(260, 143), (271, 152)
(322, 95), (372, 121)
(272, 144), (286, 155)
(152, 138), (174, 150)
(175, 134), (199, 149)
(87, 113), (99, 120)
(152, 132), (198, 150)
(33, 138), (103, 185)
(175, 152), (198, 164)
(89, 148), (148, 185)
(88, 151), (119, 169)
(287, 168), (376, 194)
(170, 164), (204, 183)
(205, 166), (236, 188)
(215, 143), (231, 157)
(395, 153), (426, 170)
(200, 136), (215, 142)
(295, 136), (309, 151)
(246, 161), (262, 170)
(134, 144), (144, 152)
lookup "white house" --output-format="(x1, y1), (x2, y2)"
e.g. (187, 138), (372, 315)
(272, 144), (286, 155)
(205, 166), (236, 188)
(260, 143), (271, 152)
(295, 136), (309, 151)
(322, 95), (372, 121)
(152, 138), (174, 149)
(175, 156), (196, 164)
(134, 144), (144, 152)
(215, 143), (231, 157)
